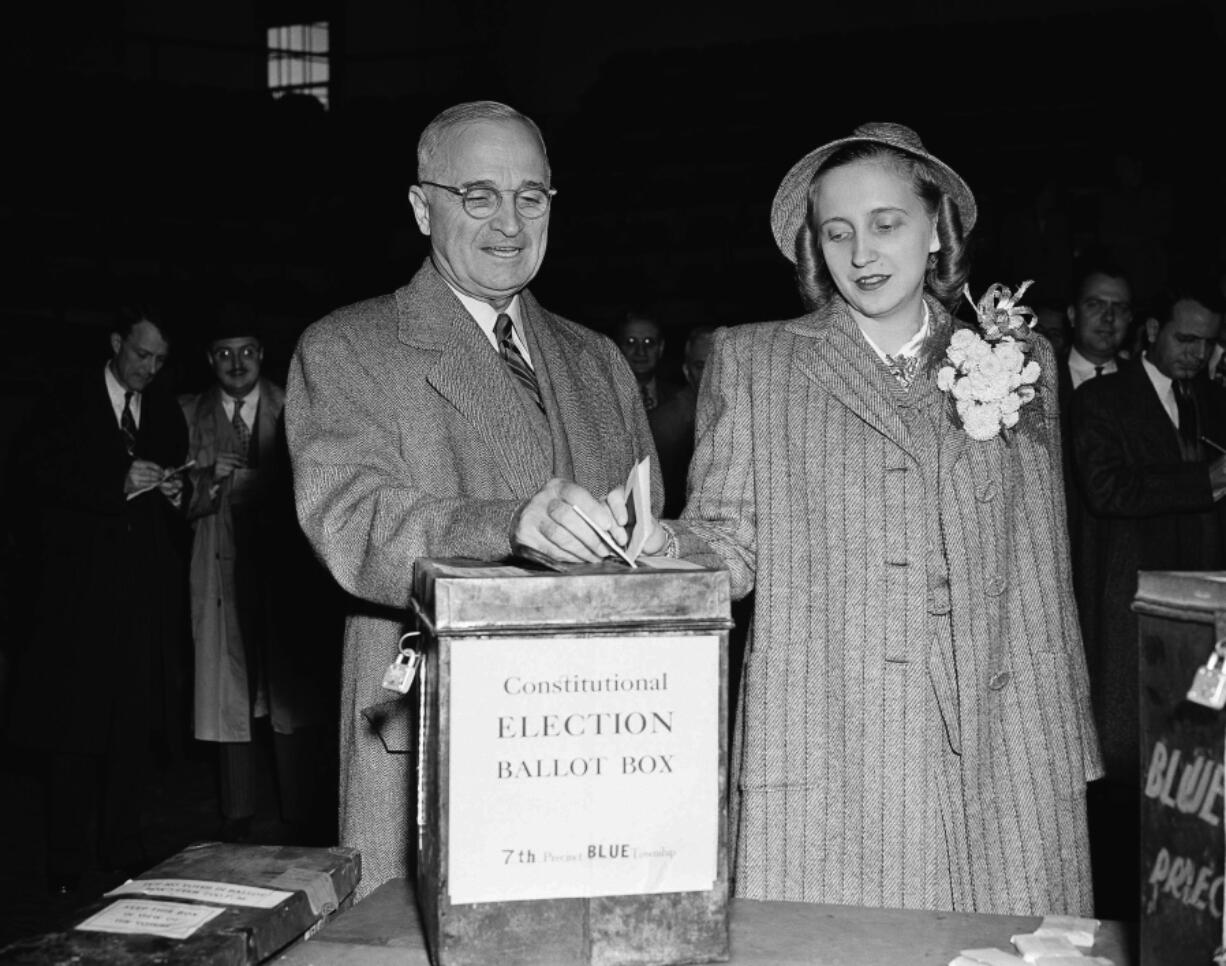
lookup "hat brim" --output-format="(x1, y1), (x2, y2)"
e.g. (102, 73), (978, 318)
(769, 135), (977, 264)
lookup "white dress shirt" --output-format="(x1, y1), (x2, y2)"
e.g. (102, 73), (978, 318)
(1141, 353), (1180, 429)
(221, 385), (260, 430)
(443, 282), (533, 366)
(104, 363), (141, 428)
(1067, 346), (1119, 389)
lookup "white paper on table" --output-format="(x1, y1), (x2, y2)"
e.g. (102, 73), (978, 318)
(75, 899), (225, 940)
(446, 633), (719, 904)
(106, 877), (292, 908)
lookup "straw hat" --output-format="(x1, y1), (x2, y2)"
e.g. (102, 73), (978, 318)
(769, 121), (977, 263)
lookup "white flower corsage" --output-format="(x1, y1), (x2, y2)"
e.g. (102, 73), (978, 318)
(936, 280), (1041, 442)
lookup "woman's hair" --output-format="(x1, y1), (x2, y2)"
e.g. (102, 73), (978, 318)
(794, 143), (971, 312)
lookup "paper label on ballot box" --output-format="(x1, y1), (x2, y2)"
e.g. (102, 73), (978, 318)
(446, 634), (719, 904)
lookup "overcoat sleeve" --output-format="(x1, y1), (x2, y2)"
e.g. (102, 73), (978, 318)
(1072, 381), (1214, 518)
(671, 326), (757, 598)
(285, 318), (522, 609)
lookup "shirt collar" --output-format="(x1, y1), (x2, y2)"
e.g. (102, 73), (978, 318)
(443, 279), (522, 339)
(1142, 352), (1174, 396)
(859, 302), (931, 366)
(104, 362), (133, 401)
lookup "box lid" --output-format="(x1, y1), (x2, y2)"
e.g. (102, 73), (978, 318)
(411, 558), (731, 634)
(1134, 570), (1226, 619)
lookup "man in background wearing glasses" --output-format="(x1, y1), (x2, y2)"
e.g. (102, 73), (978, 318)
(182, 310), (337, 848)
(286, 100), (660, 899)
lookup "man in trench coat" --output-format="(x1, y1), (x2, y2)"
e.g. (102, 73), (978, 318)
(183, 317), (337, 842)
(286, 101), (659, 898)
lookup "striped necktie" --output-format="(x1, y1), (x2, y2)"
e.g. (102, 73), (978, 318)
(494, 314), (544, 412)
(1174, 380), (1202, 462)
(120, 391), (137, 455)
(231, 398), (251, 458)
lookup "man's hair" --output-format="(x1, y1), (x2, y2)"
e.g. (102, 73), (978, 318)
(1068, 254), (1131, 306)
(684, 325), (715, 358)
(617, 311), (661, 338)
(1149, 278), (1225, 330)
(112, 302), (171, 344)
(794, 143), (971, 312)
(416, 100), (550, 182)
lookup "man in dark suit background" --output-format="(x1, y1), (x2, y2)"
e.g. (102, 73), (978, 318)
(286, 100), (659, 899)
(7, 305), (188, 895)
(1058, 260), (1135, 634)
(1072, 282), (1226, 916)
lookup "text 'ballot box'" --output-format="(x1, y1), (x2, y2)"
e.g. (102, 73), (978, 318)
(1135, 571), (1226, 966)
(410, 557), (732, 966)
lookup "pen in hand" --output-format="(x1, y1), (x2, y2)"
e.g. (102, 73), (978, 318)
(566, 502), (635, 567)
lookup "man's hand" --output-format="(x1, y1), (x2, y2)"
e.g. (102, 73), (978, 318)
(213, 451), (246, 482)
(511, 479), (628, 564)
(158, 475), (184, 503)
(605, 485), (669, 556)
(124, 459), (165, 496)
(1211, 455), (1226, 502)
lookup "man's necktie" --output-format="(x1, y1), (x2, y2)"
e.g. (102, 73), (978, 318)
(120, 391), (137, 456)
(1094, 365), (1104, 378)
(494, 314), (544, 412)
(641, 384), (656, 411)
(231, 398), (251, 458)
(1174, 380), (1202, 462)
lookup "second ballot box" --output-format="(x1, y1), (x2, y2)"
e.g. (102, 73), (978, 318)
(409, 557), (732, 966)
(1135, 571), (1226, 966)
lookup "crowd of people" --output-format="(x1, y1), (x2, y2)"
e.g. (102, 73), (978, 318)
(2, 98), (1224, 928)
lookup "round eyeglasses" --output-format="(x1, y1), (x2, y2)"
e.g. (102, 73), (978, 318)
(420, 181), (556, 220)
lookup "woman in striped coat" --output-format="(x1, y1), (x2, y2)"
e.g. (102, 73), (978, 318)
(627, 123), (1102, 915)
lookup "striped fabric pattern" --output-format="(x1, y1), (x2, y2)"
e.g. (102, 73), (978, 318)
(494, 312), (544, 411)
(674, 295), (1102, 916)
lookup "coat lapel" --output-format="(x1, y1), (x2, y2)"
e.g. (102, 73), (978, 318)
(789, 300), (918, 461)
(518, 291), (591, 482)
(399, 264), (552, 496)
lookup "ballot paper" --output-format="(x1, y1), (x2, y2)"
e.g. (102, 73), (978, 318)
(1033, 915), (1101, 948)
(1011, 933), (1080, 962)
(955, 948), (1027, 965)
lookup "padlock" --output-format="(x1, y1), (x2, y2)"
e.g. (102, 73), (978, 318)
(382, 632), (422, 695)
(1187, 640), (1226, 710)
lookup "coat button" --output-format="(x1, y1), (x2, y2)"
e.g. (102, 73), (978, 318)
(988, 671), (1011, 690)
(985, 574), (1007, 597)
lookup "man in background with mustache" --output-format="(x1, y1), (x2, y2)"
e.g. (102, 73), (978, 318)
(182, 309), (337, 846)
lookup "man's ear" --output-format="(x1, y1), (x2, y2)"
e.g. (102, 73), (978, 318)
(110, 332), (122, 357)
(408, 186), (431, 236)
(1145, 317), (1160, 345)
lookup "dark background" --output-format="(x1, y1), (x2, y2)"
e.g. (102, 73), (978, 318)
(1, 0), (1222, 448)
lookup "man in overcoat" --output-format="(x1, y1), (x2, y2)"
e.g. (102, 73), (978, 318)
(285, 101), (659, 898)
(7, 306), (188, 892)
(183, 316), (337, 843)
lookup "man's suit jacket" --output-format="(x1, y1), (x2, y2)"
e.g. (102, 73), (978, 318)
(8, 368), (188, 755)
(286, 259), (660, 898)
(1057, 350), (1129, 644)
(1071, 363), (1226, 781)
(672, 295), (1100, 916)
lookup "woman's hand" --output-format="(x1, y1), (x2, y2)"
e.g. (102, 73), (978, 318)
(605, 485), (669, 556)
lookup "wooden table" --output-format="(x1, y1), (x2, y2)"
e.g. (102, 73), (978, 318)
(275, 879), (1135, 965)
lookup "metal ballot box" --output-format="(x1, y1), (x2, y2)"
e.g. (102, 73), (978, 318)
(1134, 571), (1226, 966)
(409, 557), (732, 966)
